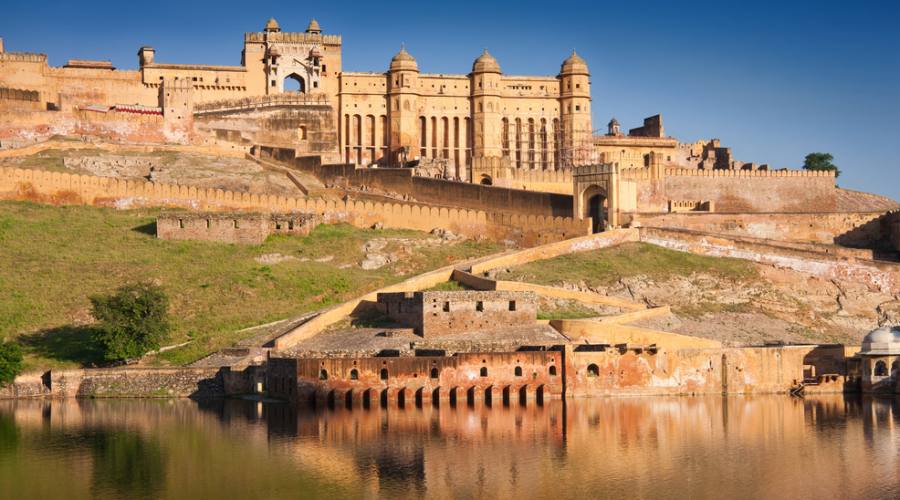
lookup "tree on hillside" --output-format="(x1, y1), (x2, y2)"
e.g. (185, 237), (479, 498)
(803, 152), (841, 177)
(90, 282), (171, 362)
(0, 342), (23, 386)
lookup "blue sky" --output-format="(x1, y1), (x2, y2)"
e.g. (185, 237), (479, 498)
(2, 0), (898, 199)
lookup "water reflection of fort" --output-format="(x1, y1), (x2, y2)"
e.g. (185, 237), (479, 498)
(1, 396), (898, 499)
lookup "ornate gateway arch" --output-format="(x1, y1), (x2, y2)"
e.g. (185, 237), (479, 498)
(573, 164), (621, 232)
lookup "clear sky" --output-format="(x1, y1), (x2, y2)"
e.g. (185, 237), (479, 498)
(2, 0), (898, 199)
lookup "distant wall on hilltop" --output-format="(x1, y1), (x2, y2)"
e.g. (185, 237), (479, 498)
(0, 166), (589, 246)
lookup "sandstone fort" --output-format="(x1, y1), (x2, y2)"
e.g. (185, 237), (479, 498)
(1, 17), (899, 402)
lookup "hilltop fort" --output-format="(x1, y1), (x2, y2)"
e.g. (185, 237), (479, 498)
(1, 18), (899, 401)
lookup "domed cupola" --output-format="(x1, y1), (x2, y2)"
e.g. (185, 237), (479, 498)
(560, 50), (589, 76)
(389, 46), (418, 72)
(306, 19), (322, 35)
(472, 49), (501, 74)
(860, 325), (900, 355)
(264, 17), (281, 33)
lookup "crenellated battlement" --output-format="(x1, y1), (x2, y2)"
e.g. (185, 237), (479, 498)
(664, 167), (836, 178)
(0, 52), (47, 63)
(244, 32), (341, 45)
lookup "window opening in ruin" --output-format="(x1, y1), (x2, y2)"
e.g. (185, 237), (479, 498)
(350, 369), (359, 380)
(443, 301), (450, 312)
(178, 219), (184, 229)
(319, 369), (328, 380)
(276, 223), (282, 230)
(233, 220), (239, 229)
(514, 366), (523, 377)
(480, 367), (488, 377)
(587, 364), (600, 377)
(476, 301), (484, 312)
(380, 368), (389, 380)
(549, 365), (557, 376)
(206, 219), (210, 229)
(874, 360), (888, 377)
(509, 301), (516, 311)
(288, 220), (294, 230)
(322, 65), (327, 72)
(430, 368), (439, 379)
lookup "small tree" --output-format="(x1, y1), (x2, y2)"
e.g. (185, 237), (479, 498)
(90, 282), (171, 362)
(0, 342), (23, 386)
(802, 152), (841, 177)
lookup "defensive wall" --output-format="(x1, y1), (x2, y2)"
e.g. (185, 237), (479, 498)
(255, 145), (575, 218)
(0, 166), (590, 246)
(631, 211), (891, 248)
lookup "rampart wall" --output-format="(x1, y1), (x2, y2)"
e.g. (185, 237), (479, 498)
(256, 146), (575, 218)
(661, 168), (837, 213)
(631, 211), (892, 249)
(0, 166), (589, 246)
(0, 367), (227, 399)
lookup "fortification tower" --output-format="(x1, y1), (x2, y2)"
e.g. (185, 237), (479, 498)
(241, 18), (342, 99)
(470, 50), (503, 159)
(559, 51), (592, 167)
(387, 47), (420, 163)
(137, 46), (155, 67)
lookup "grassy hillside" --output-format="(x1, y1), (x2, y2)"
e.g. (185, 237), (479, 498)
(0, 201), (501, 369)
(497, 242), (756, 287)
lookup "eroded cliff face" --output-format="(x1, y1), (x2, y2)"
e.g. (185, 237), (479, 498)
(529, 264), (897, 346)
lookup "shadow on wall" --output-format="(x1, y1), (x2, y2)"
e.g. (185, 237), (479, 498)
(20, 324), (106, 367)
(835, 213), (898, 260)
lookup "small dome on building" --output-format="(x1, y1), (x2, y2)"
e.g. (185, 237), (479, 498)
(264, 17), (281, 32)
(389, 46), (418, 72)
(860, 325), (900, 355)
(608, 117), (619, 126)
(472, 49), (501, 74)
(306, 19), (321, 34)
(560, 50), (589, 76)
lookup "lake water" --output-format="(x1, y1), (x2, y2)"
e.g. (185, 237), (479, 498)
(0, 395), (897, 499)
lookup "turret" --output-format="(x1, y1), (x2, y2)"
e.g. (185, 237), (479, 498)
(138, 46), (155, 67)
(264, 17), (281, 33)
(305, 19), (322, 35)
(470, 49), (503, 159)
(387, 47), (420, 160)
(559, 50), (592, 166)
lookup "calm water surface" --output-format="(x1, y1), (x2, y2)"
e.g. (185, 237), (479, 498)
(0, 395), (898, 499)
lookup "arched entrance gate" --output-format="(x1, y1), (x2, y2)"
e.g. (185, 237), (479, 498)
(573, 164), (620, 233)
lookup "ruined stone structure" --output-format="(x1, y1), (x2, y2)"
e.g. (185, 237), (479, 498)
(156, 211), (318, 244)
(377, 291), (537, 337)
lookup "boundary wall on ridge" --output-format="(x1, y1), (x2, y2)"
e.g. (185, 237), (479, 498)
(0, 166), (589, 246)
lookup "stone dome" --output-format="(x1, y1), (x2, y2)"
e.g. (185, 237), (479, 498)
(264, 17), (281, 33)
(389, 47), (418, 72)
(472, 49), (501, 74)
(560, 50), (589, 76)
(306, 19), (321, 33)
(860, 325), (900, 355)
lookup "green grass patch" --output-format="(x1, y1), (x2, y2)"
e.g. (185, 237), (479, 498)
(498, 242), (757, 287)
(0, 201), (501, 368)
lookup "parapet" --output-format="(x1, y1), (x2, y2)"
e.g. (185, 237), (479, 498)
(63, 59), (114, 70)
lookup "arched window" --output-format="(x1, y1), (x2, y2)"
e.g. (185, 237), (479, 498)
(319, 369), (328, 380)
(874, 360), (888, 377)
(430, 367), (439, 379)
(514, 366), (523, 377)
(380, 368), (389, 380)
(587, 364), (600, 377)
(549, 365), (557, 376)
(350, 369), (359, 380)
(480, 367), (488, 377)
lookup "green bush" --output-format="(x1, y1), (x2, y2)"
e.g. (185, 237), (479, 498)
(0, 342), (24, 386)
(90, 282), (171, 361)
